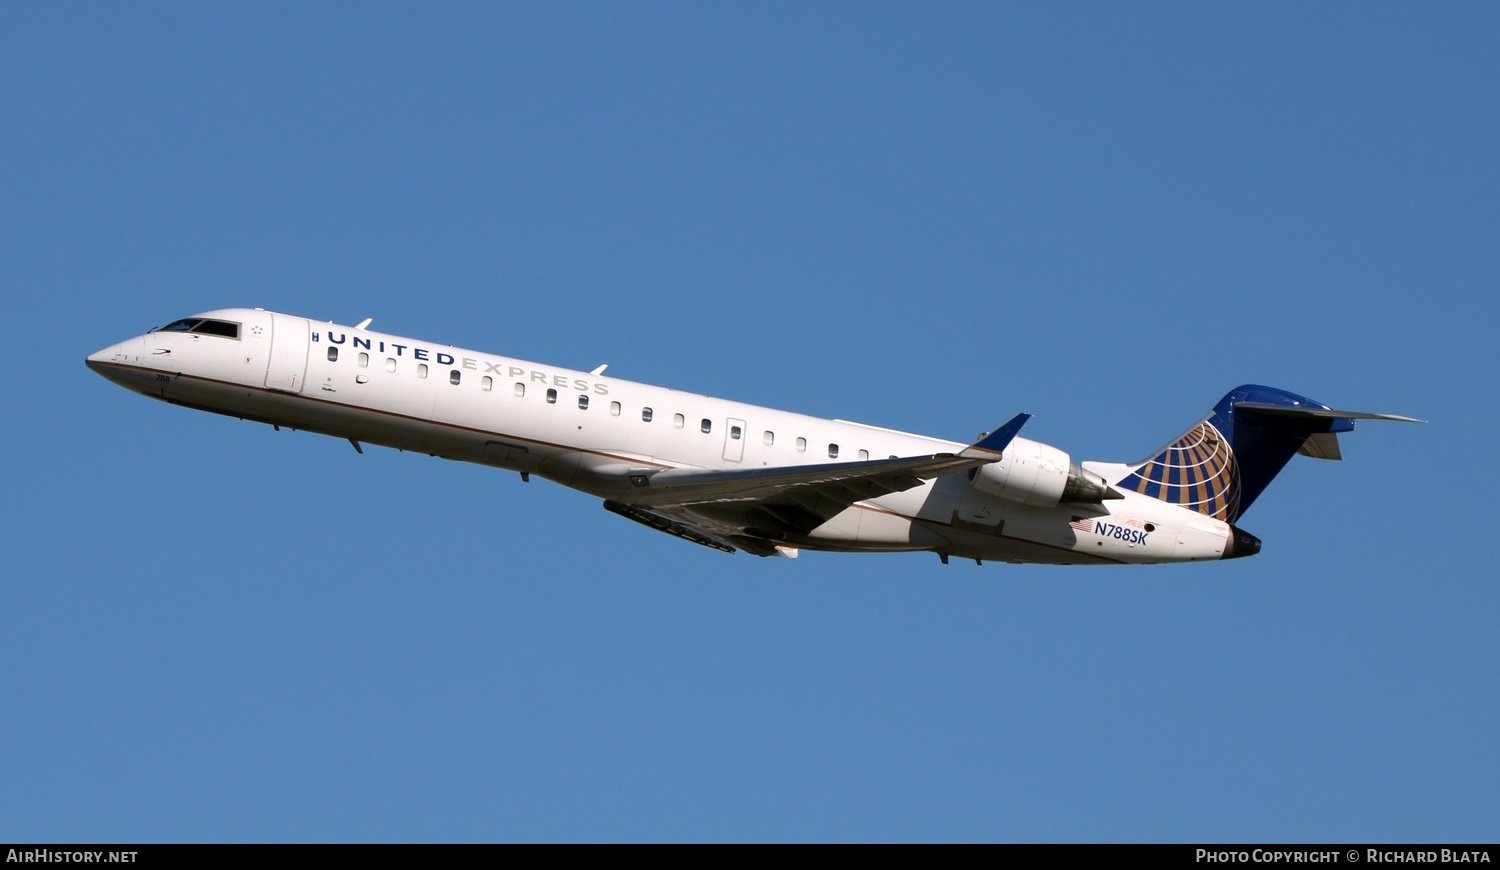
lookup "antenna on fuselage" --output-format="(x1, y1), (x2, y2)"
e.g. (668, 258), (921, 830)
(355, 318), (373, 330)
(590, 364), (608, 376)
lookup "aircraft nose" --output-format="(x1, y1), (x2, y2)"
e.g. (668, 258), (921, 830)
(85, 345), (114, 370)
(86, 336), (147, 384)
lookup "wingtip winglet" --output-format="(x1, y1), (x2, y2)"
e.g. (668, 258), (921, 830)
(967, 413), (1030, 456)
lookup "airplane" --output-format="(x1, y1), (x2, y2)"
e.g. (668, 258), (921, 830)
(86, 308), (1420, 565)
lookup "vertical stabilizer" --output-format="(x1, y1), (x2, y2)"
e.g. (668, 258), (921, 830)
(1115, 385), (1418, 523)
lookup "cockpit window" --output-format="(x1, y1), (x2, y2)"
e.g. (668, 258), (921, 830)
(193, 319), (239, 338)
(155, 318), (239, 339)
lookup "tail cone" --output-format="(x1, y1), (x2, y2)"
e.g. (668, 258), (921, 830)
(1222, 526), (1262, 560)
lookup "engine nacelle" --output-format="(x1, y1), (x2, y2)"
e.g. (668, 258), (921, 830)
(969, 439), (1116, 507)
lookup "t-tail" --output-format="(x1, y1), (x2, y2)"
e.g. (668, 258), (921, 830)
(1116, 385), (1422, 525)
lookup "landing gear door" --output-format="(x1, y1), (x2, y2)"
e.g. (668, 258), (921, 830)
(265, 313), (309, 394)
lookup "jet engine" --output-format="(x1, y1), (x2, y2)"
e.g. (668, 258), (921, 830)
(969, 439), (1118, 507)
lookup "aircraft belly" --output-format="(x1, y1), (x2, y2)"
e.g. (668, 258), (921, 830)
(800, 509), (863, 550)
(851, 506), (946, 552)
(783, 504), (937, 554)
(904, 484), (1105, 564)
(92, 360), (162, 396)
(146, 371), (503, 467)
(152, 371), (280, 420)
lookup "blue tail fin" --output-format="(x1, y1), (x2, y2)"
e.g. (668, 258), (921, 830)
(1115, 385), (1417, 523)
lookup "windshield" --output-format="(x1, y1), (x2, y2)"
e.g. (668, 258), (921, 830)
(153, 318), (240, 339)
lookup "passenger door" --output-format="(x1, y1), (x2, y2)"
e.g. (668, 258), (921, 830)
(264, 314), (309, 394)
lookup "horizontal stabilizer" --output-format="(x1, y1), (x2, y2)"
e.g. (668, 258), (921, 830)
(1234, 402), (1425, 423)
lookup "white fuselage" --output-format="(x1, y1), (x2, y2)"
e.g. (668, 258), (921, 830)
(87, 308), (1237, 565)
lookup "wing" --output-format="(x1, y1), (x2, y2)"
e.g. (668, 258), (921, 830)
(602, 414), (1031, 556)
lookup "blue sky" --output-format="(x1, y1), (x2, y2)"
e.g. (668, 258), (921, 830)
(2, 2), (1495, 842)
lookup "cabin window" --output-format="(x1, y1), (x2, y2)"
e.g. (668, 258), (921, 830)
(514, 383), (525, 397)
(763, 431), (774, 446)
(642, 407), (653, 422)
(673, 413), (685, 429)
(358, 352), (369, 368)
(546, 388), (557, 404)
(385, 358), (396, 373)
(828, 444), (839, 459)
(610, 401), (621, 416)
(796, 437), (807, 453)
(449, 370), (461, 385)
(327, 347), (339, 362)
(701, 418), (712, 434)
(730, 425), (742, 440)
(481, 376), (493, 392)
(417, 364), (428, 379)
(858, 449), (869, 460)
(578, 394), (589, 410)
